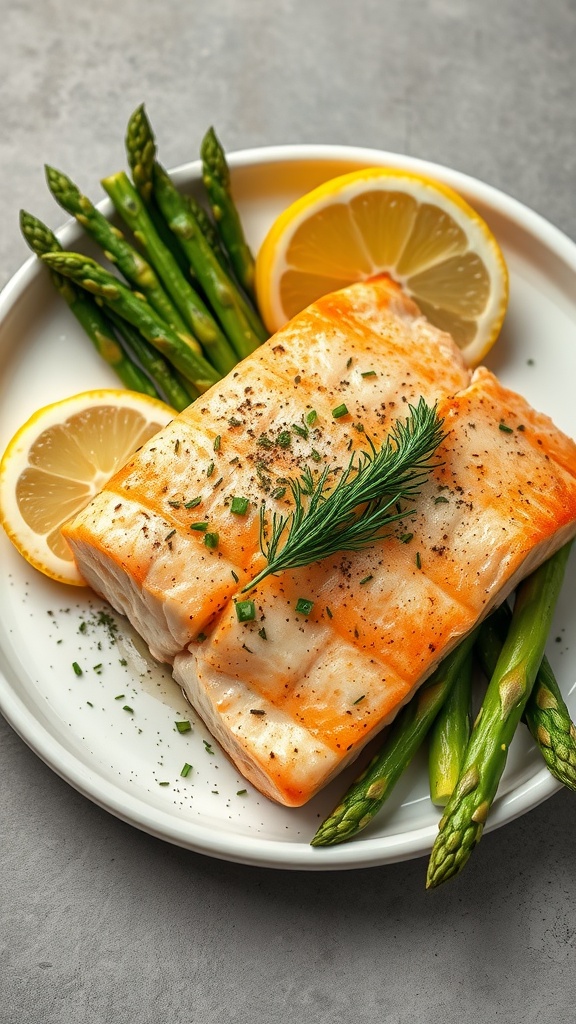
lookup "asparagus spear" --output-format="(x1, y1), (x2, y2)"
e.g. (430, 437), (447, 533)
(476, 602), (576, 793)
(201, 126), (257, 302)
(101, 171), (234, 372)
(153, 162), (265, 362)
(44, 164), (195, 342)
(426, 542), (572, 889)
(20, 210), (159, 398)
(105, 310), (195, 411)
(125, 103), (192, 274)
(428, 647), (473, 806)
(41, 251), (220, 394)
(311, 628), (479, 847)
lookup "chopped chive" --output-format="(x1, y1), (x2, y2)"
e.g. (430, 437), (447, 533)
(184, 497), (201, 509)
(168, 500), (181, 508)
(325, 606), (333, 619)
(271, 486), (286, 500)
(346, 356), (353, 368)
(292, 423), (308, 439)
(277, 430), (292, 448)
(175, 720), (192, 733)
(499, 423), (514, 433)
(165, 529), (176, 541)
(400, 533), (413, 544)
(237, 789), (247, 796)
(123, 705), (134, 713)
(230, 496), (249, 515)
(306, 409), (318, 426)
(158, 781), (170, 787)
(174, 439), (180, 453)
(258, 627), (267, 641)
(416, 552), (422, 569)
(78, 621), (87, 634)
(213, 477), (223, 489)
(72, 662), (82, 676)
(115, 694), (125, 700)
(86, 701), (93, 708)
(93, 663), (103, 673)
(295, 597), (314, 616)
(250, 709), (266, 715)
(311, 449), (322, 462)
(434, 496), (450, 504)
(119, 659), (127, 667)
(257, 434), (273, 449)
(180, 762), (192, 778)
(228, 417), (242, 427)
(213, 434), (221, 451)
(206, 461), (215, 477)
(361, 370), (377, 378)
(332, 403), (349, 419)
(359, 575), (373, 585)
(204, 531), (219, 549)
(190, 522), (208, 532)
(353, 422), (365, 433)
(235, 600), (256, 622)
(231, 569), (239, 583)
(353, 695), (366, 705)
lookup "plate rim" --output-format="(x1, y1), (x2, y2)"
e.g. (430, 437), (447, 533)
(0, 142), (571, 871)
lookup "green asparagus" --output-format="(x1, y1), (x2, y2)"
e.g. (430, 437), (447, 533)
(125, 103), (191, 274)
(477, 602), (576, 793)
(44, 164), (194, 342)
(426, 543), (572, 888)
(106, 310), (195, 411)
(153, 162), (265, 362)
(41, 251), (220, 394)
(311, 629), (479, 847)
(20, 210), (159, 397)
(201, 126), (257, 302)
(101, 171), (232, 368)
(428, 647), (473, 806)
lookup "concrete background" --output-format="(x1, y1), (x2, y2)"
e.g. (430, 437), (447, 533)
(2, 2), (576, 1021)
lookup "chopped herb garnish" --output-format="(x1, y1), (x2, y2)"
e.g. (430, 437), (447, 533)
(400, 533), (414, 544)
(326, 606), (333, 619)
(119, 659), (127, 667)
(168, 500), (181, 508)
(353, 695), (366, 705)
(257, 434), (274, 449)
(499, 423), (514, 433)
(190, 522), (208, 532)
(237, 789), (247, 796)
(174, 439), (180, 453)
(158, 781), (170, 787)
(306, 409), (318, 426)
(271, 486), (286, 500)
(230, 496), (249, 515)
(93, 663), (103, 674)
(180, 763), (192, 778)
(203, 741), (215, 754)
(361, 370), (377, 378)
(184, 497), (201, 509)
(235, 600), (256, 622)
(115, 694), (125, 700)
(258, 627), (267, 641)
(123, 705), (134, 714)
(250, 709), (266, 715)
(231, 570), (239, 583)
(416, 552), (422, 569)
(165, 529), (176, 541)
(194, 632), (207, 643)
(213, 477), (223, 489)
(434, 496), (450, 504)
(332, 403), (349, 419)
(310, 449), (322, 462)
(346, 357), (353, 368)
(353, 422), (365, 433)
(72, 662), (82, 676)
(295, 597), (314, 616)
(206, 461), (215, 477)
(228, 417), (242, 427)
(86, 701), (93, 708)
(277, 430), (292, 448)
(204, 531), (219, 549)
(79, 621), (87, 634)
(292, 423), (309, 439)
(213, 435), (221, 451)
(359, 575), (373, 585)
(175, 720), (192, 733)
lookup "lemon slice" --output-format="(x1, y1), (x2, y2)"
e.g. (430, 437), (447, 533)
(255, 167), (509, 366)
(0, 389), (174, 586)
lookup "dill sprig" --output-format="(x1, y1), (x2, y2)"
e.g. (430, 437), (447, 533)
(243, 398), (446, 591)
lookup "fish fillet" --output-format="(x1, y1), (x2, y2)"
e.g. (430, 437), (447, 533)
(63, 277), (576, 806)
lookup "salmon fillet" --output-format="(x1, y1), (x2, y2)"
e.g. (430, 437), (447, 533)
(63, 277), (576, 806)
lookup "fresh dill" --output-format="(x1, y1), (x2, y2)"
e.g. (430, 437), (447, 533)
(243, 398), (445, 592)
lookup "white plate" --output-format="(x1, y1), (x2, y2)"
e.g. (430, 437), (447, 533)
(1, 145), (576, 871)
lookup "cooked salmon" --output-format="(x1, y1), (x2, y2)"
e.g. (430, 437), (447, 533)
(63, 276), (576, 806)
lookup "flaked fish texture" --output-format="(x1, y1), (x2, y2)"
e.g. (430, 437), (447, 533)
(64, 276), (576, 806)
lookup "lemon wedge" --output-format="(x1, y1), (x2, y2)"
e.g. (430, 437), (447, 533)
(255, 167), (509, 366)
(0, 389), (174, 585)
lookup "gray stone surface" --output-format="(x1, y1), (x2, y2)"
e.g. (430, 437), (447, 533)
(1, 1), (576, 1021)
